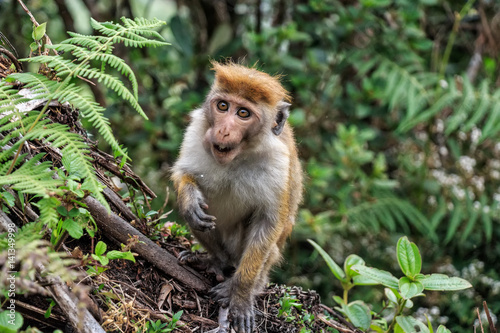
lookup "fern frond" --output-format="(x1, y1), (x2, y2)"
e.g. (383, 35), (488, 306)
(63, 32), (103, 51)
(0, 154), (63, 196)
(34, 197), (60, 228)
(0, 82), (29, 114)
(8, 73), (62, 95)
(0, 153), (27, 175)
(52, 84), (126, 157)
(1, 16), (167, 215)
(0, 114), (48, 147)
(24, 123), (108, 207)
(49, 45), (138, 98)
(401, 77), (500, 140)
(70, 66), (142, 115)
(346, 195), (436, 240)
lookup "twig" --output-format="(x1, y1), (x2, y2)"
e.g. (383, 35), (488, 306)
(477, 307), (485, 333)
(16, 0), (56, 55)
(478, 0), (497, 54)
(320, 304), (363, 333)
(483, 301), (497, 333)
(0, 47), (22, 72)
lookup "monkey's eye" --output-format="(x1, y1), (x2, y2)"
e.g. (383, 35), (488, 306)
(237, 108), (251, 119)
(217, 101), (229, 111)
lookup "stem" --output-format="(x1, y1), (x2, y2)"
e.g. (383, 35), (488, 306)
(438, 0), (476, 80)
(386, 299), (408, 333)
(16, 0), (55, 54)
(343, 289), (349, 304)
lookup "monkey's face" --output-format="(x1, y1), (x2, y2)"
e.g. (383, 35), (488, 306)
(203, 95), (264, 165)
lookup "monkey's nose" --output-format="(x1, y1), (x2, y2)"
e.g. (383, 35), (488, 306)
(218, 129), (230, 138)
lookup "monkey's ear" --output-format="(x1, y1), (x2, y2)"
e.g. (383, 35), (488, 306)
(272, 102), (291, 136)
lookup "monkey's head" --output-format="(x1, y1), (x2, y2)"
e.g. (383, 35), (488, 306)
(202, 61), (291, 165)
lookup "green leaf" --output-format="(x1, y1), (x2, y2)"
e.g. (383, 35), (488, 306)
(62, 219), (83, 239)
(396, 316), (430, 333)
(344, 301), (372, 331)
(360, 0), (391, 8)
(92, 254), (109, 266)
(353, 275), (380, 285)
(333, 295), (345, 305)
(385, 288), (399, 304)
(416, 274), (472, 291)
(172, 310), (183, 323)
(426, 314), (434, 333)
(397, 236), (422, 278)
(68, 208), (80, 218)
(436, 325), (451, 333)
(107, 250), (136, 263)
(1, 192), (15, 207)
(394, 323), (405, 333)
(33, 22), (47, 41)
(0, 310), (23, 333)
(308, 239), (346, 281)
(351, 265), (399, 289)
(399, 277), (424, 299)
(95, 241), (107, 256)
(57, 206), (68, 217)
(344, 254), (365, 278)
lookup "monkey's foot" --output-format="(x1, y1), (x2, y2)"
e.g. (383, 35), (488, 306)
(229, 304), (255, 333)
(209, 279), (232, 308)
(210, 280), (256, 332)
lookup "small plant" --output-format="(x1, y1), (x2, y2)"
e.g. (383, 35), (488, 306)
(139, 311), (184, 333)
(86, 241), (136, 275)
(278, 293), (303, 320)
(309, 236), (472, 332)
(277, 291), (315, 332)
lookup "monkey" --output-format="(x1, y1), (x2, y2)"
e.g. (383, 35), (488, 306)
(171, 61), (303, 333)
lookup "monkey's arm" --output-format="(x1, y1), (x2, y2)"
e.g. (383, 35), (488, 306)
(172, 173), (216, 231)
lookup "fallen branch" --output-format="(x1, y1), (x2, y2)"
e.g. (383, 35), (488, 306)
(83, 195), (211, 292)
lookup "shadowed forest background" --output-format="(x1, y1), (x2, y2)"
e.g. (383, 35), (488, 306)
(1, 0), (500, 331)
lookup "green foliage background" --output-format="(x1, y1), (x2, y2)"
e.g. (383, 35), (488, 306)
(2, 0), (499, 331)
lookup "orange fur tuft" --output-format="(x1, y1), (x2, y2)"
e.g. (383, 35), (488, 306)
(210, 61), (291, 107)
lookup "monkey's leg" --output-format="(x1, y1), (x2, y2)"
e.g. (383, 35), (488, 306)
(254, 244), (281, 293)
(180, 228), (234, 282)
(211, 220), (283, 333)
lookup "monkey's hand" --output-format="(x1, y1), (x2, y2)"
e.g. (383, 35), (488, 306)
(210, 280), (255, 333)
(179, 189), (216, 232)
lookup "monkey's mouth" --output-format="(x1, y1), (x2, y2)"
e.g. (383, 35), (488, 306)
(213, 144), (233, 153)
(211, 143), (240, 164)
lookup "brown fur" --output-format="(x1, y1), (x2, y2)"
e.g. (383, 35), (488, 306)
(210, 61), (291, 107)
